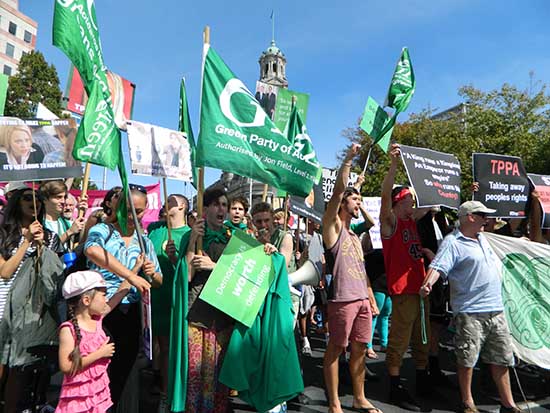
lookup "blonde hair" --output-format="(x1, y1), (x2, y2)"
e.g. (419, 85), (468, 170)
(0, 119), (32, 152)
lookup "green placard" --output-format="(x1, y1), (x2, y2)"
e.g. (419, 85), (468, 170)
(199, 230), (276, 327)
(0, 74), (8, 115)
(359, 96), (394, 152)
(273, 88), (309, 132)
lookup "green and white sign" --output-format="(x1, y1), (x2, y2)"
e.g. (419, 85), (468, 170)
(199, 230), (276, 328)
(0, 74), (8, 115)
(360, 96), (394, 149)
(273, 87), (309, 132)
(197, 45), (321, 197)
(484, 232), (550, 369)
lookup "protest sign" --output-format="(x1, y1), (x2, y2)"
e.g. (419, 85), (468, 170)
(322, 167), (358, 202)
(255, 81), (309, 133)
(0, 118), (81, 182)
(359, 97), (394, 147)
(197, 45), (321, 197)
(289, 182), (325, 224)
(126, 120), (192, 181)
(70, 182), (161, 230)
(400, 145), (461, 209)
(473, 153), (529, 218)
(199, 230), (275, 328)
(351, 197), (382, 249)
(527, 173), (550, 228)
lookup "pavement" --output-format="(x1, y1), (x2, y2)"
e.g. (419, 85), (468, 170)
(45, 327), (550, 412)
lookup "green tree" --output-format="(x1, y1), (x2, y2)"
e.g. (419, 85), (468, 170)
(345, 80), (550, 200)
(5, 50), (64, 118)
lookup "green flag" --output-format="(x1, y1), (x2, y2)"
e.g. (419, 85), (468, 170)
(179, 78), (198, 188)
(53, 0), (128, 230)
(197, 45), (321, 197)
(0, 74), (8, 115)
(385, 47), (415, 113)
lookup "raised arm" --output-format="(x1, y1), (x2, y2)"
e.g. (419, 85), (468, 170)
(323, 144), (361, 247)
(380, 144), (400, 237)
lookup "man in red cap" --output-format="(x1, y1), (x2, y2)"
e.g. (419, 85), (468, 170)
(380, 143), (431, 411)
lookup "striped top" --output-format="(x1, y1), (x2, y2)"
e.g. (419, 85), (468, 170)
(0, 237), (36, 320)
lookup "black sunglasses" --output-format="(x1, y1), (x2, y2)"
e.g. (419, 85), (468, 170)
(21, 193), (40, 202)
(129, 183), (147, 194)
(472, 212), (488, 218)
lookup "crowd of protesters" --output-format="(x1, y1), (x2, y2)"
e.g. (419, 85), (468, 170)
(0, 142), (546, 413)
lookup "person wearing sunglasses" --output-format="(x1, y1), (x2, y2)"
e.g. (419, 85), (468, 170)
(84, 184), (161, 410)
(0, 187), (64, 411)
(420, 201), (524, 413)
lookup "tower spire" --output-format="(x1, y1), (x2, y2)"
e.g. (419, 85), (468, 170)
(271, 10), (275, 45)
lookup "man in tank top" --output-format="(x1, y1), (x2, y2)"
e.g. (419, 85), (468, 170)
(380, 143), (432, 411)
(322, 143), (380, 413)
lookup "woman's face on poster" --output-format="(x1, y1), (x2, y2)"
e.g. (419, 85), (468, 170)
(10, 129), (32, 158)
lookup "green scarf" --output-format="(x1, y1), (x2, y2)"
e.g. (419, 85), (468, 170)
(223, 219), (247, 234)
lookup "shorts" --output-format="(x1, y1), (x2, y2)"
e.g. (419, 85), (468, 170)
(454, 311), (514, 368)
(327, 299), (372, 348)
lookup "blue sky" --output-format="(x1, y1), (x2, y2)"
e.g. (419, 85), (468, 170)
(21, 1), (550, 199)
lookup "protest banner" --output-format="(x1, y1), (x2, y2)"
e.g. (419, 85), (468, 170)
(0, 118), (81, 182)
(473, 153), (529, 218)
(254, 81), (309, 133)
(359, 97), (394, 151)
(66, 66), (136, 130)
(485, 232), (550, 369)
(70, 182), (161, 230)
(199, 230), (275, 328)
(141, 290), (153, 360)
(197, 45), (321, 197)
(527, 173), (550, 228)
(321, 167), (359, 202)
(289, 181), (325, 224)
(400, 144), (461, 209)
(351, 197), (382, 249)
(126, 120), (192, 181)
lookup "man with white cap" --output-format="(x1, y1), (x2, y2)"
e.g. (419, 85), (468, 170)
(420, 200), (523, 413)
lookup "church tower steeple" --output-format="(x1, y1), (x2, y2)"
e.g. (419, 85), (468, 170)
(259, 40), (288, 88)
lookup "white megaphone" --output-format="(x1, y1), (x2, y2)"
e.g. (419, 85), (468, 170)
(289, 259), (321, 287)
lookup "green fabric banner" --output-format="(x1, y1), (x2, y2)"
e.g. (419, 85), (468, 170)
(197, 45), (321, 197)
(385, 47), (415, 113)
(179, 77), (198, 188)
(53, 0), (128, 230)
(0, 74), (8, 115)
(199, 230), (275, 328)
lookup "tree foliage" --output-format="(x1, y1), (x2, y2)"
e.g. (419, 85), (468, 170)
(5, 50), (64, 118)
(345, 81), (550, 201)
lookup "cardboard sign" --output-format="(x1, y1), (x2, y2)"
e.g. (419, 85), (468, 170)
(199, 230), (276, 327)
(527, 173), (550, 228)
(289, 181), (325, 224)
(473, 153), (530, 218)
(400, 145), (461, 209)
(0, 118), (81, 182)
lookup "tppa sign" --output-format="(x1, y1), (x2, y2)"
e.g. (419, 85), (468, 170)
(473, 153), (530, 218)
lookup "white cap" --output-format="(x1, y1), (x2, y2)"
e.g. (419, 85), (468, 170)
(62, 270), (107, 299)
(4, 181), (28, 194)
(458, 200), (496, 217)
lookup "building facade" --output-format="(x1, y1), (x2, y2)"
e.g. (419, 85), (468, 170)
(0, 0), (37, 76)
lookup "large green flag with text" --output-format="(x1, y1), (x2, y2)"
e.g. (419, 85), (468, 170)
(53, 0), (128, 229)
(179, 78), (198, 188)
(197, 45), (321, 197)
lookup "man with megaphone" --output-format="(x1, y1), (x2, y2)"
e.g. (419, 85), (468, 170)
(322, 143), (381, 413)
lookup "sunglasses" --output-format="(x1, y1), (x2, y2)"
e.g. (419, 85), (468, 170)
(472, 212), (488, 218)
(129, 183), (147, 194)
(21, 193), (39, 202)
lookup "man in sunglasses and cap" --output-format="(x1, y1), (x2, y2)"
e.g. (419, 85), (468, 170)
(420, 200), (523, 413)
(380, 143), (432, 411)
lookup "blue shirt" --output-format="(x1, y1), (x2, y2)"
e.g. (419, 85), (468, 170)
(429, 229), (503, 314)
(85, 223), (161, 304)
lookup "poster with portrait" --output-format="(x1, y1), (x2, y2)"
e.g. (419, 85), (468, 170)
(0, 117), (81, 182)
(254, 81), (309, 132)
(126, 120), (192, 181)
(66, 66), (136, 130)
(527, 173), (550, 229)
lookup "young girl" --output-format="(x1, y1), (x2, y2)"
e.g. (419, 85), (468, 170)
(56, 270), (131, 413)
